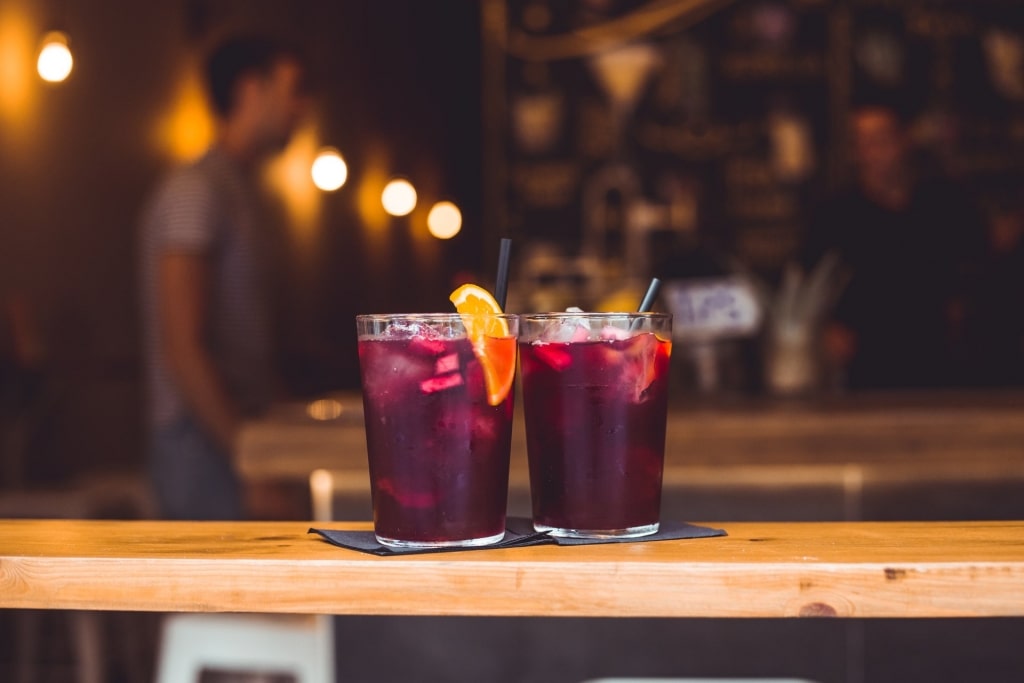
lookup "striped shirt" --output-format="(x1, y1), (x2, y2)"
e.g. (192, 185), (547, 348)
(139, 147), (273, 428)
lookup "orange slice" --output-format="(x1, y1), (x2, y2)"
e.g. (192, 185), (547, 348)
(478, 335), (517, 406)
(449, 284), (514, 405)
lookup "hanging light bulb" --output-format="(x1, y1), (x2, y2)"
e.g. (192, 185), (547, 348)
(37, 31), (73, 83)
(427, 201), (462, 239)
(381, 178), (417, 217)
(311, 148), (348, 191)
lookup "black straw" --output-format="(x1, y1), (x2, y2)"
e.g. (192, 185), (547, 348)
(494, 238), (512, 310)
(637, 277), (661, 313)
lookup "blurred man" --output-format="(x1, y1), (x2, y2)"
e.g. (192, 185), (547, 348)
(804, 98), (983, 389)
(964, 190), (1024, 385)
(139, 36), (308, 519)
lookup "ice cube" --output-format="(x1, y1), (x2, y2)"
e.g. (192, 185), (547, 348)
(599, 325), (629, 341)
(408, 335), (448, 356)
(376, 477), (437, 509)
(435, 353), (460, 374)
(530, 342), (573, 370)
(621, 333), (658, 403)
(539, 310), (592, 343)
(361, 350), (432, 399)
(538, 320), (571, 343)
(381, 321), (450, 356)
(570, 324), (592, 342)
(420, 372), (464, 394)
(384, 321), (431, 338)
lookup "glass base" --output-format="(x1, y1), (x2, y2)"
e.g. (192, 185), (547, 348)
(534, 522), (659, 539)
(375, 529), (505, 549)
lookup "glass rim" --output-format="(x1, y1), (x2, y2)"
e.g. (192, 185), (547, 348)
(356, 313), (518, 321)
(519, 312), (671, 320)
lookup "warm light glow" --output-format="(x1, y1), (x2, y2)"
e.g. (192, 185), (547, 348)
(381, 178), (417, 216)
(309, 468), (333, 522)
(354, 147), (391, 253)
(154, 66), (215, 162)
(427, 201), (462, 239)
(307, 398), (343, 421)
(263, 122), (322, 246)
(311, 148), (347, 191)
(0, 6), (39, 136)
(37, 32), (72, 83)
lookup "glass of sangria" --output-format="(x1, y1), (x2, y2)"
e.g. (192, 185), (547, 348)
(356, 289), (518, 548)
(519, 312), (672, 538)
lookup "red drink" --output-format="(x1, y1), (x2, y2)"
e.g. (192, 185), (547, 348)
(519, 313), (672, 537)
(357, 314), (517, 547)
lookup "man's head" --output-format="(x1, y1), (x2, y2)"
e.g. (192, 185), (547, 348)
(205, 35), (309, 158)
(849, 100), (911, 192)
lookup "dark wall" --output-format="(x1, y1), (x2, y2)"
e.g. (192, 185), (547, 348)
(0, 0), (484, 480)
(1, 0), (191, 482)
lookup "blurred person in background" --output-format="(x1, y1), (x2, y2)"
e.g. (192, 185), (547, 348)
(804, 96), (983, 390)
(964, 188), (1024, 385)
(139, 35), (309, 519)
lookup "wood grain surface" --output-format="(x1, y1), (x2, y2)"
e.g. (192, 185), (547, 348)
(3, 519), (1024, 618)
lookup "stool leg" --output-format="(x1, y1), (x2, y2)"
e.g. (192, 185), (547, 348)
(70, 611), (104, 683)
(14, 609), (41, 683)
(111, 611), (157, 683)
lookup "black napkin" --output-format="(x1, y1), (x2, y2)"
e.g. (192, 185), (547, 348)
(308, 517), (726, 556)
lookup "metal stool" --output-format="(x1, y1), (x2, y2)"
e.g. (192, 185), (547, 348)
(153, 613), (333, 683)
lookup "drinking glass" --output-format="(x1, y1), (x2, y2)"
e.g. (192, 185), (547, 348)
(356, 313), (518, 547)
(519, 312), (672, 538)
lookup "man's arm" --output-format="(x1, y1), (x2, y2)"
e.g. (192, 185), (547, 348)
(158, 251), (239, 455)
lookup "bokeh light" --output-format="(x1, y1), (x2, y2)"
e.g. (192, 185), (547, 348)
(37, 32), (72, 83)
(263, 122), (322, 246)
(156, 67), (214, 162)
(381, 178), (417, 216)
(0, 6), (39, 137)
(306, 398), (343, 421)
(427, 201), (462, 239)
(311, 148), (347, 191)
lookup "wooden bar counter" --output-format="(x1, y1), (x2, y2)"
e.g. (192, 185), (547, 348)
(3, 519), (1024, 618)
